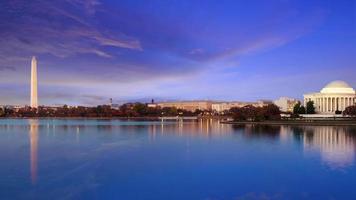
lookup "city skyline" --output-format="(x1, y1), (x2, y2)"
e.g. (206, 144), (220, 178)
(0, 0), (355, 106)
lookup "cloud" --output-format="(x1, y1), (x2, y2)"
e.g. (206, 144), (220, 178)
(65, 0), (101, 15)
(0, 0), (142, 61)
(0, 66), (16, 71)
(0, 0), (334, 105)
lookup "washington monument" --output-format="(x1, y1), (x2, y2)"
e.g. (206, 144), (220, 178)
(31, 56), (38, 108)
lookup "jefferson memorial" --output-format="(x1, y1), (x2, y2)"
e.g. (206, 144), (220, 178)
(304, 80), (355, 114)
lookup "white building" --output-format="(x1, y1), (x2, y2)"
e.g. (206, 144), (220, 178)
(303, 80), (355, 114)
(212, 100), (272, 113)
(157, 101), (213, 112)
(274, 97), (299, 112)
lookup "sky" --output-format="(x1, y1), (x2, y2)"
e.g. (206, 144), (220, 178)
(0, 0), (355, 106)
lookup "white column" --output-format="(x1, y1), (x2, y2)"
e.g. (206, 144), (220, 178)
(341, 97), (344, 111)
(331, 97), (334, 112)
(347, 97), (349, 107)
(337, 97), (340, 111)
(327, 97), (329, 112)
(323, 98), (325, 112)
(318, 98), (321, 112)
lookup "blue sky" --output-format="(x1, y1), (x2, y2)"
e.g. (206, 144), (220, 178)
(0, 0), (355, 106)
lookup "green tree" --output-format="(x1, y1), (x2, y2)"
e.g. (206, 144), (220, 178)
(293, 101), (301, 114)
(343, 105), (356, 117)
(298, 106), (306, 114)
(263, 104), (281, 120)
(306, 101), (315, 114)
(0, 108), (5, 117)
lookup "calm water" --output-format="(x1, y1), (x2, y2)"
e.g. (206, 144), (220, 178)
(0, 119), (355, 200)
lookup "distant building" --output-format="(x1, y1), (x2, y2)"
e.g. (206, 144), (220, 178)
(0, 105), (22, 112)
(109, 98), (113, 107)
(212, 100), (273, 113)
(111, 104), (120, 110)
(303, 80), (355, 114)
(147, 99), (158, 108)
(274, 97), (299, 112)
(147, 103), (158, 108)
(157, 101), (214, 112)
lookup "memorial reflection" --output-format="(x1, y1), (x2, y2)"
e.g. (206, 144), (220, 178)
(232, 124), (356, 168)
(298, 126), (356, 168)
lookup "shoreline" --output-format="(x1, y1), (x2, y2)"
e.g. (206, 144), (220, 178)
(221, 120), (356, 126)
(1, 117), (356, 126)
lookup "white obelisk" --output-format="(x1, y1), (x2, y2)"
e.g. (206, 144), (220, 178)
(31, 56), (38, 108)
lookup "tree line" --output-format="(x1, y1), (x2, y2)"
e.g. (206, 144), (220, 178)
(229, 104), (281, 121)
(0, 103), (204, 118)
(1, 102), (354, 119)
(292, 100), (356, 116)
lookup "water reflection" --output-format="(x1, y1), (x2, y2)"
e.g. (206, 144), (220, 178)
(149, 119), (235, 137)
(1, 119), (355, 187)
(29, 119), (38, 185)
(234, 124), (356, 169)
(232, 124), (281, 139)
(300, 126), (356, 169)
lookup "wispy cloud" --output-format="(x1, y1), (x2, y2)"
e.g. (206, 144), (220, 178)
(0, 0), (142, 61)
(1, 0), (347, 106)
(0, 66), (16, 71)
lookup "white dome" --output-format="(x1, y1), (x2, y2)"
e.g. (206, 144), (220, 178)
(320, 80), (355, 94)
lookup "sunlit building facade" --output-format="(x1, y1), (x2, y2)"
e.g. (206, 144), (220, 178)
(157, 101), (214, 112)
(211, 100), (273, 113)
(274, 97), (299, 112)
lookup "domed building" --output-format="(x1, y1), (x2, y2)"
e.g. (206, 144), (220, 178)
(303, 81), (355, 114)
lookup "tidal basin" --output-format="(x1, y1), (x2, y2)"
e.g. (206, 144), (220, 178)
(0, 119), (355, 200)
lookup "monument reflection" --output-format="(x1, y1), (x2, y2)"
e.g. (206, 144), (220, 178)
(29, 119), (38, 185)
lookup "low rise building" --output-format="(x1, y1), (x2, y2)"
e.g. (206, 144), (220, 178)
(212, 100), (273, 113)
(157, 101), (213, 112)
(274, 97), (299, 112)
